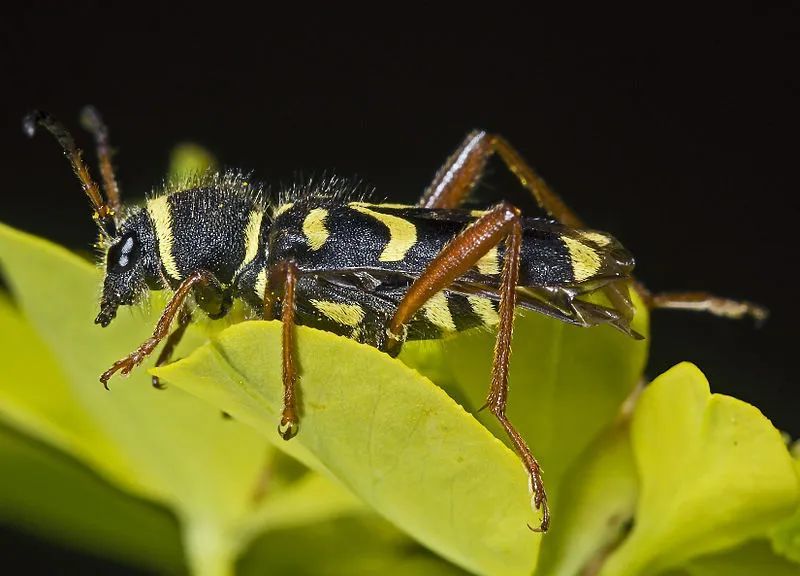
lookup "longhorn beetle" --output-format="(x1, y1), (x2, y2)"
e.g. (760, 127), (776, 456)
(23, 108), (767, 532)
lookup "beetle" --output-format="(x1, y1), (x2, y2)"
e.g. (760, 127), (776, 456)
(23, 108), (766, 531)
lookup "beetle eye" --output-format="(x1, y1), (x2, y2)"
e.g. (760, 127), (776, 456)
(108, 234), (139, 273)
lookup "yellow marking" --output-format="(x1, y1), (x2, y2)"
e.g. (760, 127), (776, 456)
(273, 202), (294, 217)
(350, 202), (417, 262)
(302, 208), (330, 251)
(311, 300), (365, 327)
(467, 295), (500, 326)
(579, 231), (612, 247)
(476, 246), (500, 276)
(422, 291), (456, 332)
(470, 209), (488, 217)
(352, 202), (411, 209)
(146, 196), (181, 280)
(562, 236), (603, 281)
(254, 268), (268, 301)
(235, 210), (264, 276)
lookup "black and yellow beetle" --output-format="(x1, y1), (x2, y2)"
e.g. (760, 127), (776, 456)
(23, 108), (766, 532)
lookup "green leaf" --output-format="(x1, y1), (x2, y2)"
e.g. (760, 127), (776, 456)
(238, 515), (469, 576)
(0, 216), (654, 575)
(0, 424), (184, 573)
(0, 222), (361, 575)
(771, 450), (800, 564)
(403, 291), (649, 506)
(0, 293), (131, 478)
(534, 418), (639, 576)
(660, 539), (800, 576)
(600, 363), (800, 576)
(0, 408), (454, 576)
(168, 142), (218, 181)
(154, 320), (543, 576)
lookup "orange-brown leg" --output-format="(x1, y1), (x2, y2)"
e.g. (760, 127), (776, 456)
(268, 261), (301, 440)
(150, 307), (193, 390)
(636, 284), (768, 323)
(100, 270), (222, 387)
(420, 131), (630, 320)
(80, 106), (122, 215)
(420, 131), (580, 224)
(421, 130), (765, 322)
(387, 201), (549, 532)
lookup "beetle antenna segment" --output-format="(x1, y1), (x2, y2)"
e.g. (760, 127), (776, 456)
(80, 106), (122, 216)
(23, 109), (117, 237)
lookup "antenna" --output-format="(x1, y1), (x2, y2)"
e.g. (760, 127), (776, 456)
(23, 109), (117, 237)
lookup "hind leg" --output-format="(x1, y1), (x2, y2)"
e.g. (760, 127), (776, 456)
(420, 131), (766, 322)
(386, 201), (549, 531)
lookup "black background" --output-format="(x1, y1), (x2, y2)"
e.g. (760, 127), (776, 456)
(2, 3), (797, 572)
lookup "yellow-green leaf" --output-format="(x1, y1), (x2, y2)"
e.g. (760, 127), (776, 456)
(168, 142), (218, 181)
(660, 539), (800, 576)
(238, 515), (469, 576)
(601, 363), (800, 576)
(0, 222), (361, 575)
(404, 291), (649, 507)
(771, 450), (800, 564)
(154, 320), (543, 576)
(0, 294), (131, 479)
(534, 418), (639, 576)
(0, 419), (456, 576)
(0, 424), (184, 573)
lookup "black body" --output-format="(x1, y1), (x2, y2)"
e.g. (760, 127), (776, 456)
(98, 175), (635, 349)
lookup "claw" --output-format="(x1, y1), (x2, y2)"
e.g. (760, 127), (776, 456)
(530, 492), (550, 532)
(278, 417), (299, 440)
(525, 457), (550, 532)
(99, 349), (148, 389)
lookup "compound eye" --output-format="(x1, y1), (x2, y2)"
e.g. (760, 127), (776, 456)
(108, 233), (140, 273)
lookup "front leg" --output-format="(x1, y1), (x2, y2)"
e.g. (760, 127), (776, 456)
(100, 270), (223, 388)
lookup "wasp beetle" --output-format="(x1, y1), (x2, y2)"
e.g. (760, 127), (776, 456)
(23, 108), (767, 531)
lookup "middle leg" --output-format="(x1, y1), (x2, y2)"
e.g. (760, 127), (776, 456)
(267, 260), (301, 440)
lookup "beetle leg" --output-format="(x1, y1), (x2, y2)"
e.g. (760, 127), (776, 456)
(419, 131), (630, 321)
(421, 130), (765, 323)
(418, 130), (581, 228)
(100, 270), (222, 387)
(268, 260), (301, 440)
(150, 306), (193, 390)
(637, 285), (768, 324)
(387, 201), (549, 532)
